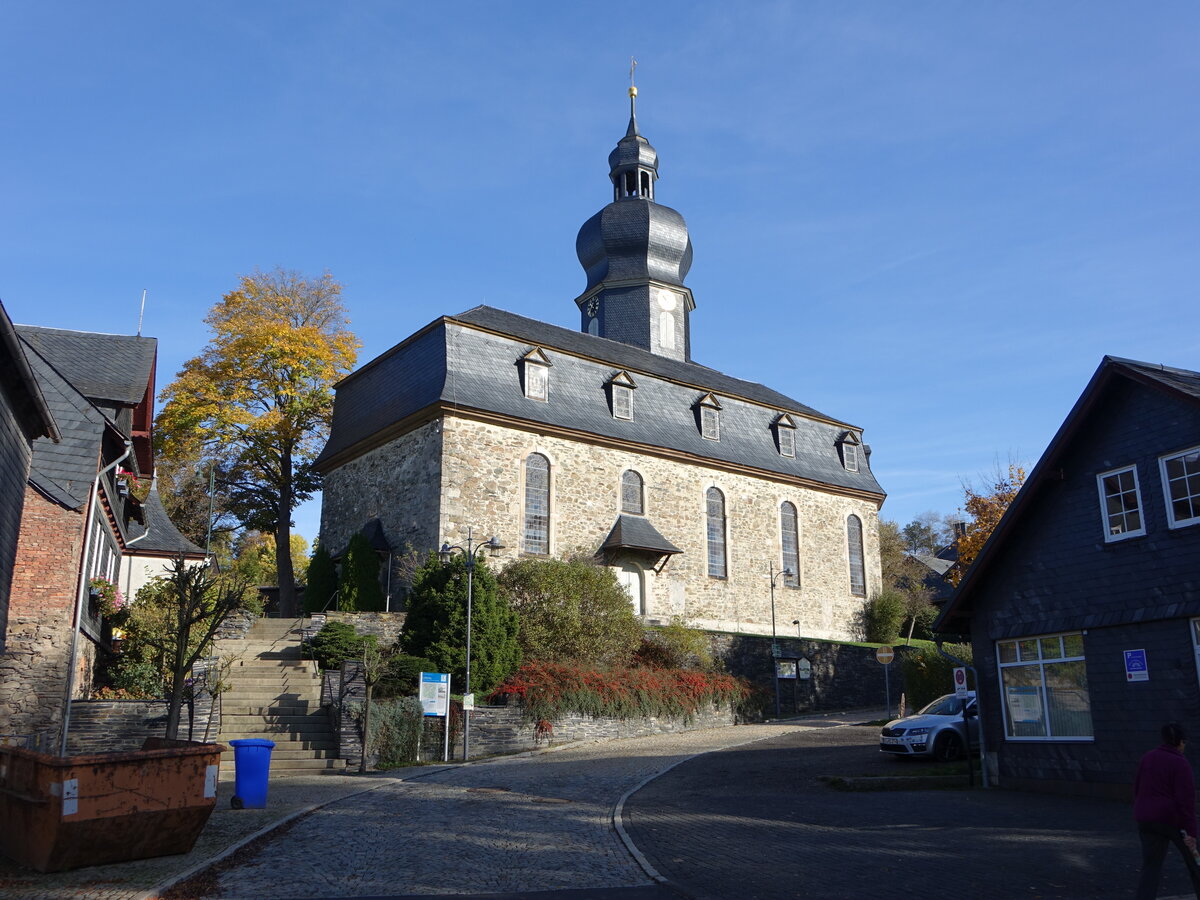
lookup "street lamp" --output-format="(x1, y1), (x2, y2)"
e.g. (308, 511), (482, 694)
(769, 562), (794, 718)
(792, 619), (801, 640)
(439, 526), (505, 761)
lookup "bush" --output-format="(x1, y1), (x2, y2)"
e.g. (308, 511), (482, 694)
(339, 532), (385, 612)
(498, 556), (642, 668)
(862, 590), (905, 643)
(360, 697), (424, 768)
(900, 642), (974, 711)
(400, 552), (521, 695)
(304, 621), (377, 670)
(375, 654), (439, 699)
(305, 542), (338, 613)
(634, 618), (716, 671)
(488, 660), (748, 724)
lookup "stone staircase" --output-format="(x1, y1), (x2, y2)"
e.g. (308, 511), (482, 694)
(215, 617), (346, 774)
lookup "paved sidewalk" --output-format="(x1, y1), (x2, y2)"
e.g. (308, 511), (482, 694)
(0, 714), (858, 900)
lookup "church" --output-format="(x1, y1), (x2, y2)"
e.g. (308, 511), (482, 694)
(315, 88), (885, 641)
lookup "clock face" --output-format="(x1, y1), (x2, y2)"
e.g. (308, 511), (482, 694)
(585, 298), (599, 317)
(654, 288), (678, 311)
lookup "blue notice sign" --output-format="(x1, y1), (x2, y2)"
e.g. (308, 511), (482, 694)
(419, 672), (451, 716)
(1124, 649), (1149, 682)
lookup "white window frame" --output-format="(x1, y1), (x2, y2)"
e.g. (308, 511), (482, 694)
(843, 441), (859, 473)
(778, 425), (795, 458)
(1160, 445), (1200, 529)
(995, 633), (1093, 742)
(1096, 464), (1145, 541)
(701, 406), (720, 441)
(612, 384), (633, 420)
(524, 362), (548, 402)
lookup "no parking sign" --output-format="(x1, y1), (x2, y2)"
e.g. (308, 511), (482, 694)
(953, 666), (969, 698)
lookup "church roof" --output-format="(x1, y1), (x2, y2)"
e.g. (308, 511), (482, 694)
(316, 305), (885, 501)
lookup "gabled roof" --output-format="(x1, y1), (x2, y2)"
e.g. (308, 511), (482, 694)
(124, 484), (207, 557)
(15, 325), (156, 407)
(935, 355), (1200, 632)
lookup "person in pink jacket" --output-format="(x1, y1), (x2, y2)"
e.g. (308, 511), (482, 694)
(1135, 722), (1200, 899)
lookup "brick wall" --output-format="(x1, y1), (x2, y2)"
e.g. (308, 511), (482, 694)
(0, 487), (86, 748)
(0, 392), (33, 654)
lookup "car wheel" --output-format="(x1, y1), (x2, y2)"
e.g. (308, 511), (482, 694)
(934, 732), (963, 762)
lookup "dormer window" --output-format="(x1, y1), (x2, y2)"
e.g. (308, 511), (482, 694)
(696, 393), (722, 441)
(838, 431), (861, 472)
(608, 370), (637, 420)
(520, 347), (551, 402)
(774, 414), (796, 458)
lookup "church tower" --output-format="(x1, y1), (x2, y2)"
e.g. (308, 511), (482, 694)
(574, 83), (695, 361)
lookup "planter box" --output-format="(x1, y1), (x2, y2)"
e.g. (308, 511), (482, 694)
(0, 737), (224, 872)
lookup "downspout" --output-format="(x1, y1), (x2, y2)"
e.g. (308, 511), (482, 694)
(60, 440), (132, 756)
(122, 477), (155, 598)
(935, 637), (990, 789)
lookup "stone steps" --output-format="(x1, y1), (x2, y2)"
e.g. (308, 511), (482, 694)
(216, 616), (342, 775)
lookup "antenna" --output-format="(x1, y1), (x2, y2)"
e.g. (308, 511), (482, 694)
(137, 289), (147, 336)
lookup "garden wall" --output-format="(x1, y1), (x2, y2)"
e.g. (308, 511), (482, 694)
(711, 633), (915, 716)
(324, 611), (405, 646)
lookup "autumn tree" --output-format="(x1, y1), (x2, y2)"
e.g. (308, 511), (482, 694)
(948, 463), (1027, 586)
(156, 269), (359, 616)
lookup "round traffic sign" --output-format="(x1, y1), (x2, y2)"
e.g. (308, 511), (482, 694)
(875, 646), (894, 664)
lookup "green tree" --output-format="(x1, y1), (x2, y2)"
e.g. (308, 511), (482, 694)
(497, 556), (643, 667)
(116, 557), (252, 739)
(156, 268), (360, 616)
(305, 542), (338, 613)
(339, 532), (385, 612)
(862, 589), (906, 643)
(879, 520), (936, 642)
(400, 553), (521, 695)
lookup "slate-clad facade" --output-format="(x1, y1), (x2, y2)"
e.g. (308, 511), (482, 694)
(318, 95), (885, 639)
(937, 356), (1200, 796)
(0, 323), (201, 750)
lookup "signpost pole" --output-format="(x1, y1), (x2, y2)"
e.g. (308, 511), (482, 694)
(443, 675), (451, 762)
(875, 646), (895, 717)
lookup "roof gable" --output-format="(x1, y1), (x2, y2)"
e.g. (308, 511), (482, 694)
(14, 325), (156, 407)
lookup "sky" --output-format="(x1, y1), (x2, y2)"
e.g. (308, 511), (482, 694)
(2, 2), (1197, 547)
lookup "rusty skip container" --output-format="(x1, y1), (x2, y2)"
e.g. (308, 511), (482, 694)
(0, 738), (224, 872)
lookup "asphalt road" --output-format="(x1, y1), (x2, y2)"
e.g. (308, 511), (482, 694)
(623, 722), (1189, 900)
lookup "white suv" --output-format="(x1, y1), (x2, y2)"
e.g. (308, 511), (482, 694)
(880, 692), (978, 761)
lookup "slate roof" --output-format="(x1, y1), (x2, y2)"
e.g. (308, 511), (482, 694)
(124, 484), (207, 557)
(21, 339), (108, 510)
(935, 354), (1200, 632)
(318, 306), (885, 501)
(0, 302), (59, 442)
(15, 325), (156, 407)
(600, 515), (682, 556)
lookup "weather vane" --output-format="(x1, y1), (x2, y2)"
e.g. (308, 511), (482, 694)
(629, 57), (638, 116)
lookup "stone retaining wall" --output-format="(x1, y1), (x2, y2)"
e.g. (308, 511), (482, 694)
(325, 611), (406, 646)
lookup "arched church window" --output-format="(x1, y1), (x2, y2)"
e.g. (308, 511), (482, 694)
(781, 502), (800, 588)
(523, 454), (550, 555)
(621, 470), (644, 515)
(847, 514), (866, 597)
(706, 487), (727, 578)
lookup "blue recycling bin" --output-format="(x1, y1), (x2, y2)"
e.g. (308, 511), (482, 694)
(228, 738), (275, 809)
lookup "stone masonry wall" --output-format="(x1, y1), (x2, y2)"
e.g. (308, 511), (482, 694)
(319, 420), (443, 603)
(438, 416), (882, 642)
(325, 611), (406, 646)
(0, 487), (86, 749)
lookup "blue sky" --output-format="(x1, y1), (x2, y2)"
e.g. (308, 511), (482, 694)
(3, 3), (1197, 545)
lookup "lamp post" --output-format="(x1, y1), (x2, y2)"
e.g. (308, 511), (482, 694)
(769, 562), (794, 718)
(792, 619), (801, 640)
(439, 527), (504, 761)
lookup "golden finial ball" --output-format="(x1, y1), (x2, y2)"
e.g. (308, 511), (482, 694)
(629, 86), (638, 98)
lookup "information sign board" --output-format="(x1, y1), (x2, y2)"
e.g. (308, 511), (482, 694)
(419, 672), (450, 717)
(776, 660), (797, 680)
(463, 692), (476, 711)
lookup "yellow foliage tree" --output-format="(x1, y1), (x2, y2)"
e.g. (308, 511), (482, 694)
(948, 464), (1026, 586)
(156, 269), (359, 615)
